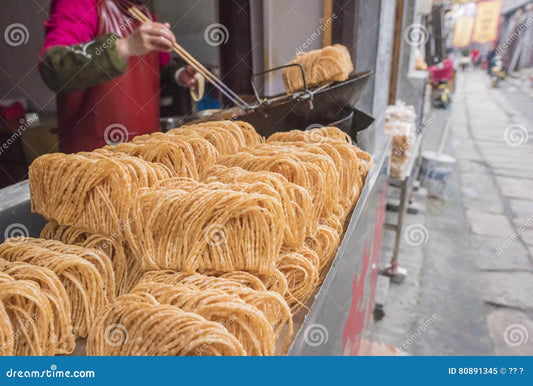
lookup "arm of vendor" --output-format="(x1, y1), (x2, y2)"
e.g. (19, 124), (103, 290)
(38, 0), (197, 94)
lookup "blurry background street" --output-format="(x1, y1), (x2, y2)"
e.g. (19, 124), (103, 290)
(372, 69), (533, 355)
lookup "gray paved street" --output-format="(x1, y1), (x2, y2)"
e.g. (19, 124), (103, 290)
(371, 70), (533, 355)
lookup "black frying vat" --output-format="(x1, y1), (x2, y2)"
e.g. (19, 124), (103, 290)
(237, 71), (372, 138)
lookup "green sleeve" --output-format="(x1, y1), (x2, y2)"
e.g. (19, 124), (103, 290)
(39, 33), (128, 94)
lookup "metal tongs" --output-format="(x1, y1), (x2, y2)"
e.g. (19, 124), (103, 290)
(128, 6), (252, 111)
(129, 7), (323, 112)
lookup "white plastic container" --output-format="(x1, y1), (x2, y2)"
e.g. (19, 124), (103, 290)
(419, 151), (456, 197)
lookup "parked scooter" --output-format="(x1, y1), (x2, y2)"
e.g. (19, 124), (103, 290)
(489, 56), (505, 88)
(428, 58), (454, 108)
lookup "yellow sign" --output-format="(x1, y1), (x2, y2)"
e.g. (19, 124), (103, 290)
(453, 16), (475, 47)
(472, 0), (502, 44)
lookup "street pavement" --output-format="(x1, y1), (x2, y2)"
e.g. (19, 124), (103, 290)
(371, 70), (533, 355)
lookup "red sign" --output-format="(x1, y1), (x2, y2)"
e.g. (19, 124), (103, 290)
(342, 186), (387, 355)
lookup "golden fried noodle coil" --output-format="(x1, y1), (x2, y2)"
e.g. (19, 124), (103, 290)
(283, 44), (353, 93)
(219, 151), (325, 234)
(0, 298), (14, 356)
(138, 271), (293, 351)
(101, 139), (199, 179)
(87, 293), (245, 356)
(0, 272), (56, 355)
(127, 178), (284, 274)
(0, 238), (110, 338)
(305, 225), (341, 282)
(203, 165), (312, 247)
(15, 238), (116, 302)
(0, 258), (75, 354)
(277, 247), (319, 311)
(40, 221), (142, 295)
(168, 120), (262, 155)
(267, 128), (372, 213)
(29, 152), (171, 237)
(132, 281), (275, 355)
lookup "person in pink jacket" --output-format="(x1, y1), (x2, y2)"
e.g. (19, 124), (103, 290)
(39, 0), (196, 153)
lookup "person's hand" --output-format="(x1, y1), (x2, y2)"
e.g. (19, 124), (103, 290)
(116, 21), (175, 60)
(177, 65), (198, 90)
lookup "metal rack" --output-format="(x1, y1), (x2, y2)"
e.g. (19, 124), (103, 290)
(382, 133), (424, 283)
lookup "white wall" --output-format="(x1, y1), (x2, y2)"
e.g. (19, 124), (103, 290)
(261, 0), (324, 95)
(154, 0), (219, 66)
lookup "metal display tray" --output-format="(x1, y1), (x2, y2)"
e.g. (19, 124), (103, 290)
(288, 135), (391, 355)
(0, 138), (391, 357)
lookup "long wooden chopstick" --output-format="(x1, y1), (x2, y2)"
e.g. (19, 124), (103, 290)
(128, 7), (249, 109)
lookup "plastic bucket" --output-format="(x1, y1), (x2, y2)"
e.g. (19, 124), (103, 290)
(419, 151), (456, 197)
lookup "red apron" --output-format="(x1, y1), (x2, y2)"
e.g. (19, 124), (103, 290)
(57, 0), (160, 153)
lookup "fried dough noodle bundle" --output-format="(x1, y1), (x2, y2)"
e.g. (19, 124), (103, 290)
(138, 271), (293, 351)
(100, 139), (199, 179)
(29, 152), (171, 237)
(132, 281), (275, 355)
(127, 178), (284, 274)
(219, 152), (324, 234)
(305, 225), (341, 282)
(40, 221), (142, 295)
(283, 44), (353, 93)
(203, 165), (312, 247)
(277, 247), (320, 311)
(87, 293), (245, 356)
(0, 273), (56, 355)
(0, 238), (110, 338)
(0, 258), (75, 354)
(268, 126), (352, 144)
(14, 238), (116, 302)
(168, 120), (262, 155)
(0, 301), (14, 356)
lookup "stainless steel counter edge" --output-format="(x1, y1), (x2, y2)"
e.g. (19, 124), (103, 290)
(0, 180), (30, 211)
(288, 135), (392, 355)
